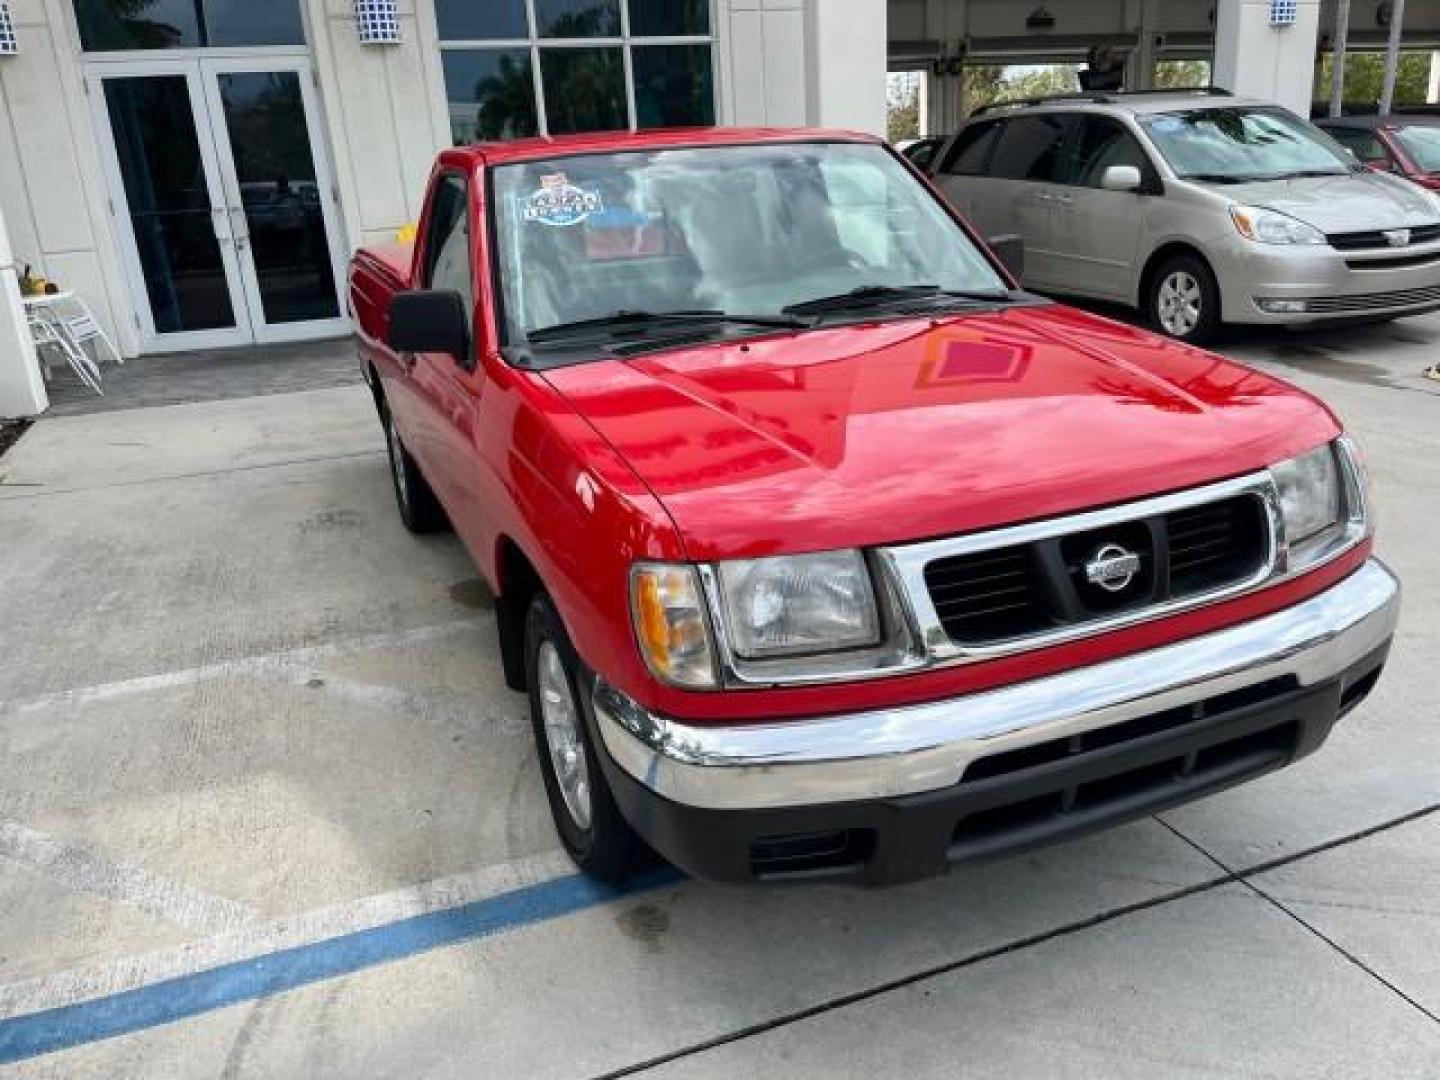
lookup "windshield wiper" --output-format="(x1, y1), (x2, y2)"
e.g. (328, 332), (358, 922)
(1187, 169), (1347, 184)
(1182, 173), (1262, 185)
(525, 309), (805, 343)
(781, 284), (1012, 320)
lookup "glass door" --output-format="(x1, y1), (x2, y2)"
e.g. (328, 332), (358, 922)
(90, 55), (349, 352)
(94, 61), (253, 352)
(199, 57), (349, 344)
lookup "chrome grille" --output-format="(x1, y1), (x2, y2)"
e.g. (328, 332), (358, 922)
(1327, 223), (1440, 250)
(1304, 284), (1440, 313)
(901, 482), (1277, 652)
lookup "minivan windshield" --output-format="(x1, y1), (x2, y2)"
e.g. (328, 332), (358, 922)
(491, 142), (1007, 345)
(1140, 107), (1355, 182)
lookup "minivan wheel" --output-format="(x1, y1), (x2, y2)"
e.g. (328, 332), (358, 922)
(1148, 254), (1221, 345)
(525, 593), (639, 885)
(382, 405), (449, 534)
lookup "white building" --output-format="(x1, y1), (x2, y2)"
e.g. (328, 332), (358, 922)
(2, 0), (1438, 416)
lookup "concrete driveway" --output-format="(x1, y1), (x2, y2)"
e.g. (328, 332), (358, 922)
(0, 320), (1437, 1077)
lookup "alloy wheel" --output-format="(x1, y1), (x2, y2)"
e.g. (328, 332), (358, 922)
(1156, 270), (1202, 337)
(387, 413), (410, 511)
(537, 640), (592, 831)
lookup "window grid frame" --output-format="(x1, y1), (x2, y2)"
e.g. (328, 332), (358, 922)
(437, 0), (717, 139)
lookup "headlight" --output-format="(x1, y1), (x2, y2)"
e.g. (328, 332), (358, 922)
(715, 550), (880, 659)
(1270, 443), (1341, 544)
(1230, 206), (1326, 245)
(630, 563), (717, 689)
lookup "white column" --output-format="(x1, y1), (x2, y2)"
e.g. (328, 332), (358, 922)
(804, 0), (887, 136)
(0, 204), (48, 418)
(1213, 0), (1322, 116)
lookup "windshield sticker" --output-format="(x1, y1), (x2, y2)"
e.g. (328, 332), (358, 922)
(522, 173), (602, 227)
(584, 208), (671, 259)
(1148, 117), (1185, 134)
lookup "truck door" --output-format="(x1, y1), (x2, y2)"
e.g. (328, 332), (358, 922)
(406, 169), (481, 518)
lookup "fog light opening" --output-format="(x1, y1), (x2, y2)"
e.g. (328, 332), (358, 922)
(1256, 298), (1309, 314)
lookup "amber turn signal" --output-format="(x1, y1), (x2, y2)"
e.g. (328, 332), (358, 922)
(630, 563), (717, 689)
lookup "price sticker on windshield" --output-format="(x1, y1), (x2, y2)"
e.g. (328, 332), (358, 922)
(523, 173), (603, 227)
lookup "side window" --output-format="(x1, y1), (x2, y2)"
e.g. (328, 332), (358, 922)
(422, 173), (474, 329)
(1328, 128), (1387, 164)
(988, 115), (1071, 182)
(939, 121), (1001, 175)
(1070, 117), (1154, 187)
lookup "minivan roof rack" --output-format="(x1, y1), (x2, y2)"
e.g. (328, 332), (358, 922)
(969, 86), (1232, 117)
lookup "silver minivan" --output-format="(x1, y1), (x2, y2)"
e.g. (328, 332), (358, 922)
(929, 90), (1440, 343)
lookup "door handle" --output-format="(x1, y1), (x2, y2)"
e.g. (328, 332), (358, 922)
(1052, 193), (1075, 207)
(210, 207), (234, 244)
(228, 207), (251, 252)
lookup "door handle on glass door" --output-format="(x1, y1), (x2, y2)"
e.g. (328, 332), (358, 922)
(228, 207), (251, 252)
(210, 207), (234, 244)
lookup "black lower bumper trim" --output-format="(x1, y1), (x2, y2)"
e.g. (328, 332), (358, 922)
(594, 643), (1391, 887)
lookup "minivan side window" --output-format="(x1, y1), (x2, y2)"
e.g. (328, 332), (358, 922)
(987, 115), (1071, 182)
(939, 120), (1001, 175)
(422, 172), (474, 331)
(1070, 117), (1154, 187)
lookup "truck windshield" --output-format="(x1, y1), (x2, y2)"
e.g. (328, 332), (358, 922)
(1140, 107), (1355, 182)
(490, 142), (1006, 345)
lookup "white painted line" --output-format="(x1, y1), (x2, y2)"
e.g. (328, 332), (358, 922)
(0, 849), (578, 1020)
(0, 824), (259, 936)
(0, 620), (486, 718)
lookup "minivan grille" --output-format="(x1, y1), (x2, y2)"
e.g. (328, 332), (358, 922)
(1304, 283), (1440, 312)
(925, 494), (1268, 647)
(1326, 223), (1440, 250)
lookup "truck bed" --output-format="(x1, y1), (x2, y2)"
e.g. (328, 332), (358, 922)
(350, 242), (413, 345)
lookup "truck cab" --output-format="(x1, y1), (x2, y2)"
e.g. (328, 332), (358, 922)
(350, 128), (1398, 887)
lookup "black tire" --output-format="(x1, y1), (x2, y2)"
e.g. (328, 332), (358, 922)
(525, 593), (639, 884)
(381, 403), (449, 534)
(1147, 253), (1222, 345)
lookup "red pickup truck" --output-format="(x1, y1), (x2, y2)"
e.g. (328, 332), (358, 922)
(350, 128), (1398, 886)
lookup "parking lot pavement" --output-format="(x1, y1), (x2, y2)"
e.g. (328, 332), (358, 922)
(0, 318), (1437, 1077)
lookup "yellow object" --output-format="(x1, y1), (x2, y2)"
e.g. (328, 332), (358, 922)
(396, 223), (417, 244)
(633, 570), (674, 677)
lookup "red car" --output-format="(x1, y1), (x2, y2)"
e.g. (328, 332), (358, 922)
(1317, 112), (1440, 191)
(350, 128), (1398, 886)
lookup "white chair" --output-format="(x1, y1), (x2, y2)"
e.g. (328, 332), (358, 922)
(53, 296), (123, 369)
(27, 308), (102, 397)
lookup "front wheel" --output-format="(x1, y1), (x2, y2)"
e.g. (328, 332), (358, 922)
(382, 405), (449, 534)
(1147, 254), (1222, 345)
(525, 593), (639, 884)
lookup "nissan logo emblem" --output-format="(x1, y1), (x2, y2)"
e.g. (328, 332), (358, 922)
(1084, 543), (1141, 593)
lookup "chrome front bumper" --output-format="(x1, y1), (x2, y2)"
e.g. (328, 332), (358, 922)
(594, 559), (1399, 812)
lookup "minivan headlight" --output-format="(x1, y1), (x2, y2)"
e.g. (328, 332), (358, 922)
(1230, 206), (1326, 245)
(715, 550), (880, 659)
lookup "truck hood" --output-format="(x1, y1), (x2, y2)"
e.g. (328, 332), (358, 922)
(542, 305), (1339, 561)
(1216, 170), (1437, 232)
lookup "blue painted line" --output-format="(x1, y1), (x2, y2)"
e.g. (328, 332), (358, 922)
(0, 865), (680, 1065)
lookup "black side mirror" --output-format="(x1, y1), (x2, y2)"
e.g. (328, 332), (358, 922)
(388, 289), (471, 369)
(987, 234), (1024, 281)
